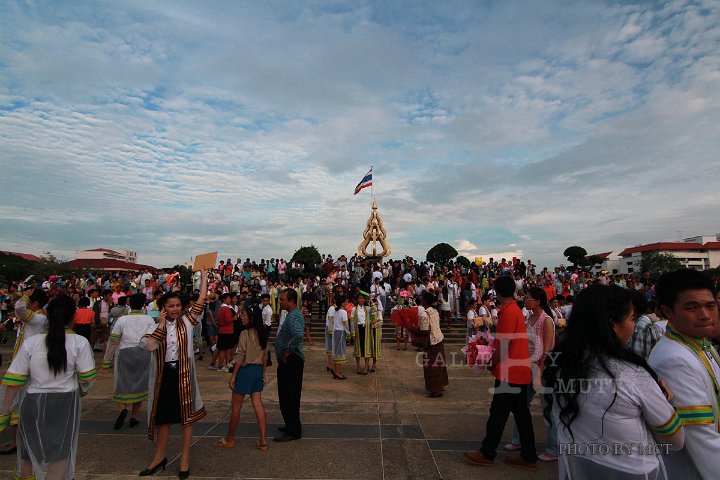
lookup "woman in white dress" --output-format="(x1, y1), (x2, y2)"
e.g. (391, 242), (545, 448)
(0, 294), (96, 480)
(478, 294), (497, 333)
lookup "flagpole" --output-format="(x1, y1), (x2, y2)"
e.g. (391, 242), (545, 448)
(370, 165), (374, 205)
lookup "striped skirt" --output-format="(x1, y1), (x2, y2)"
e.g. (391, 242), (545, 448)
(332, 330), (347, 363)
(113, 346), (151, 404)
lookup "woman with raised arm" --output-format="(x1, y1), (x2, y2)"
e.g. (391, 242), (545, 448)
(139, 269), (207, 479)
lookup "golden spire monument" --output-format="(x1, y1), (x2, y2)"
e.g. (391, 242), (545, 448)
(356, 167), (392, 259)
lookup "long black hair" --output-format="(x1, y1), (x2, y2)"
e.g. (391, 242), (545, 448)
(45, 294), (76, 376)
(246, 304), (269, 350)
(542, 284), (658, 440)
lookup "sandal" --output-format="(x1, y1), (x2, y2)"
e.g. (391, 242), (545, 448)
(214, 438), (235, 448)
(538, 453), (558, 462)
(255, 440), (268, 452)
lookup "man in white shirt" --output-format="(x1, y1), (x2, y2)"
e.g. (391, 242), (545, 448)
(372, 267), (383, 283)
(337, 266), (349, 287)
(447, 276), (459, 320)
(140, 269), (153, 287)
(370, 278), (383, 302)
(514, 273), (524, 293)
(649, 269), (720, 479)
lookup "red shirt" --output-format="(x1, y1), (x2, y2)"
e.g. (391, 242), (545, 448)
(491, 301), (532, 384)
(73, 308), (95, 325)
(543, 284), (557, 302)
(217, 305), (235, 334)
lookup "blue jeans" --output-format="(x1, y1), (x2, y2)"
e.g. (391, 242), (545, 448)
(511, 384), (557, 456)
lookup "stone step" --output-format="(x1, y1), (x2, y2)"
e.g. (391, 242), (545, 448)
(268, 305), (469, 343)
(269, 322), (469, 344)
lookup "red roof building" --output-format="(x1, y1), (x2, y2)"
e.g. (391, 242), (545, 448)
(618, 242), (705, 256)
(616, 238), (720, 273)
(0, 251), (46, 262)
(65, 258), (155, 272)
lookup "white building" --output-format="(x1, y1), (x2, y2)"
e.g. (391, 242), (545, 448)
(615, 234), (720, 274)
(76, 248), (138, 263)
(589, 251), (622, 274)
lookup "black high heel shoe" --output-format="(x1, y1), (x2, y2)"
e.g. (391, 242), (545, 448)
(139, 457), (167, 476)
(326, 367), (333, 373)
(179, 469), (190, 479)
(114, 408), (128, 430)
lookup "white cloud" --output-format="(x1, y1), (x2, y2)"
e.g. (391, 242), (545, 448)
(1, 0), (719, 268)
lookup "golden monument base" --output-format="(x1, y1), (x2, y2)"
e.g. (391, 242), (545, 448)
(358, 200), (392, 260)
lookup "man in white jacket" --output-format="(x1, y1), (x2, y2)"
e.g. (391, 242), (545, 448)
(648, 269), (720, 479)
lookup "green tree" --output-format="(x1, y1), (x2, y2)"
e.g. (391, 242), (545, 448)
(291, 245), (322, 275)
(640, 252), (683, 281)
(426, 243), (458, 265)
(563, 246), (588, 268)
(172, 265), (193, 291)
(456, 256), (471, 268)
(587, 255), (605, 269)
(0, 252), (36, 282)
(31, 251), (77, 278)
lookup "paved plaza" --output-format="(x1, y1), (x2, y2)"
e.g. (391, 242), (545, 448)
(0, 340), (557, 479)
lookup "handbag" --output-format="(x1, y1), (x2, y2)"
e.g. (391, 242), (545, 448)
(410, 330), (430, 350)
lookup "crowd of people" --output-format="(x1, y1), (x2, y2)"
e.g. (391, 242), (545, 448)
(0, 252), (719, 479)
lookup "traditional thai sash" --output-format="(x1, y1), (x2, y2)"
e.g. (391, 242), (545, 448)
(11, 296), (41, 360)
(352, 306), (373, 357)
(665, 324), (720, 431)
(270, 288), (278, 315)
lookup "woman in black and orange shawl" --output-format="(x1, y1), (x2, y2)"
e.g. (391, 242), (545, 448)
(138, 269), (207, 479)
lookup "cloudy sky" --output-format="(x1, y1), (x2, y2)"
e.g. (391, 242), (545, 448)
(1, 1), (718, 268)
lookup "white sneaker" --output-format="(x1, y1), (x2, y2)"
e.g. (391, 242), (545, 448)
(208, 364), (217, 370)
(217, 366), (229, 372)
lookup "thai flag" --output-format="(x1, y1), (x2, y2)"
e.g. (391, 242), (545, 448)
(354, 168), (373, 195)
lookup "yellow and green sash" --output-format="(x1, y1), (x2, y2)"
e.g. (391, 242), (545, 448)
(665, 324), (720, 430)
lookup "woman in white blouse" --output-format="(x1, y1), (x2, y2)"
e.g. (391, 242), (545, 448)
(543, 284), (684, 479)
(478, 294), (498, 333)
(139, 269), (207, 479)
(408, 291), (448, 398)
(102, 293), (155, 430)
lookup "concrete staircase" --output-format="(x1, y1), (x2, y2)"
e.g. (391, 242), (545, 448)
(270, 304), (469, 345)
